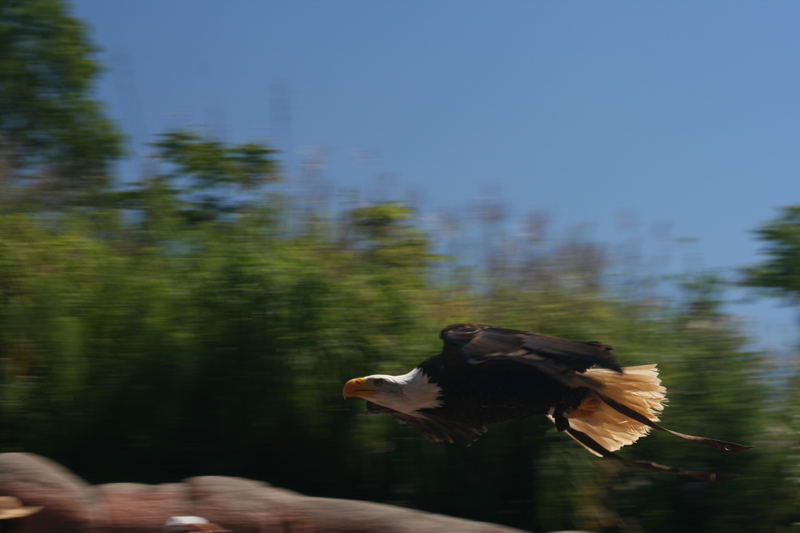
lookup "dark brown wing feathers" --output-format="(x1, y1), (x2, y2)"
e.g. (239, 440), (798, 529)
(366, 402), (486, 446)
(440, 323), (622, 373)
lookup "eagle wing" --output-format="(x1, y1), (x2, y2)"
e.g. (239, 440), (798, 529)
(439, 323), (621, 388)
(365, 402), (486, 446)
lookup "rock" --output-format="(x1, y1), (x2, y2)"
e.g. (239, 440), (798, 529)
(0, 452), (528, 532)
(0, 453), (99, 532)
(98, 482), (192, 532)
(184, 476), (314, 532)
(297, 495), (525, 533)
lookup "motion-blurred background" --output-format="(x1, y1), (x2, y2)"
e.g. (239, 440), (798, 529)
(2, 1), (800, 531)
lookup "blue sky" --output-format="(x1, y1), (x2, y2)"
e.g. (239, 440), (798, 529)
(70, 1), (800, 351)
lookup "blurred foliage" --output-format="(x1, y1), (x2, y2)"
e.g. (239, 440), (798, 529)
(0, 188), (793, 531)
(0, 0), (122, 204)
(743, 205), (800, 300)
(1, 2), (798, 532)
(115, 130), (279, 226)
(740, 204), (800, 530)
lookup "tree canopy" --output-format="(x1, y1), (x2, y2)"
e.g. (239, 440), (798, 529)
(743, 205), (800, 300)
(0, 0), (122, 204)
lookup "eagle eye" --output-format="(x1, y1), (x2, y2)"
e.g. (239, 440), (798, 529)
(372, 378), (386, 386)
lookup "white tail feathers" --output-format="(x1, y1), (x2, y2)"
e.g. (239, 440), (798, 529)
(554, 364), (667, 456)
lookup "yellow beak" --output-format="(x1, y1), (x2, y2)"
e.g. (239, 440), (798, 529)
(342, 377), (378, 399)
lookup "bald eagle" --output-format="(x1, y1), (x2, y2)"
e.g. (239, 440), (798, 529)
(343, 323), (750, 478)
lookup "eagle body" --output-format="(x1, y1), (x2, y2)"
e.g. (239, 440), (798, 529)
(415, 352), (582, 427)
(344, 323), (751, 478)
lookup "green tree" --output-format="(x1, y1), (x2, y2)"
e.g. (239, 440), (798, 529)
(113, 129), (279, 247)
(741, 205), (800, 528)
(150, 130), (279, 222)
(742, 205), (800, 300)
(0, 0), (122, 204)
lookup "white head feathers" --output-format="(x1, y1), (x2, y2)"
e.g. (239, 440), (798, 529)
(360, 368), (443, 415)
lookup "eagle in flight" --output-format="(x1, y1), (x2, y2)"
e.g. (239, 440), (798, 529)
(343, 323), (750, 479)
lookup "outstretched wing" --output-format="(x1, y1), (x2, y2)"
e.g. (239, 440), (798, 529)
(439, 323), (621, 388)
(365, 402), (486, 446)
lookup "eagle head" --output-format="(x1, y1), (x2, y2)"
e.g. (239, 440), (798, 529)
(342, 369), (442, 414)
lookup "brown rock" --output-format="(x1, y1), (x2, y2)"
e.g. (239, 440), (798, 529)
(98, 482), (192, 532)
(0, 453), (99, 533)
(184, 476), (315, 533)
(0, 453), (529, 532)
(298, 495), (528, 532)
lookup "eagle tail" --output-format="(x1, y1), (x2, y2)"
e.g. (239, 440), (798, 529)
(563, 364), (666, 455)
(556, 364), (751, 456)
